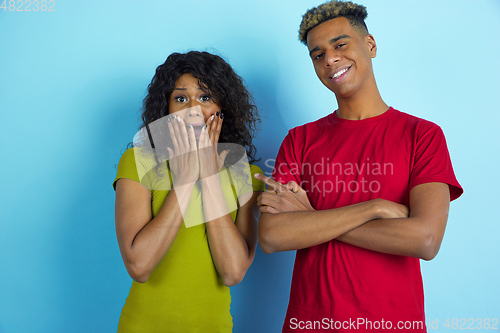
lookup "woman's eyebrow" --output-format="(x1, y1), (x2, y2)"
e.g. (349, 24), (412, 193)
(173, 87), (206, 91)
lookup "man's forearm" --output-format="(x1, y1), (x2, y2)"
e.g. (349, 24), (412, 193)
(258, 200), (379, 253)
(335, 217), (428, 258)
(336, 183), (451, 260)
(336, 216), (441, 260)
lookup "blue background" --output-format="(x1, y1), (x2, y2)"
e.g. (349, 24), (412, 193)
(1, 0), (499, 332)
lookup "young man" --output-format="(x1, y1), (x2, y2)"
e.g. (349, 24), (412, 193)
(255, 1), (463, 332)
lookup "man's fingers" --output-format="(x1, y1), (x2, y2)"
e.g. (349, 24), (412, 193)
(253, 174), (303, 195)
(284, 181), (301, 193)
(259, 192), (283, 206)
(256, 193), (263, 206)
(259, 206), (279, 214)
(254, 173), (285, 193)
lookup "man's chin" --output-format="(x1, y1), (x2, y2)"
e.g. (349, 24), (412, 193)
(325, 84), (356, 99)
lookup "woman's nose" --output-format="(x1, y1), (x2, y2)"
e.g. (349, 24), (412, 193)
(187, 106), (202, 118)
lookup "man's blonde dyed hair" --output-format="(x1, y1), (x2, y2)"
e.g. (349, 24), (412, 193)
(299, 0), (368, 45)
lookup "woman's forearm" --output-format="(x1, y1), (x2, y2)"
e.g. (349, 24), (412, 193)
(201, 175), (254, 287)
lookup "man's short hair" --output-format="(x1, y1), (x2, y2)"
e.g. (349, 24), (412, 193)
(299, 0), (368, 45)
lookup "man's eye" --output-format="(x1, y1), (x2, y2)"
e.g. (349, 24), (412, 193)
(314, 53), (324, 60)
(174, 96), (187, 102)
(336, 43), (346, 49)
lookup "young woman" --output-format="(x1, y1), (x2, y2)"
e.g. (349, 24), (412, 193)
(113, 51), (264, 332)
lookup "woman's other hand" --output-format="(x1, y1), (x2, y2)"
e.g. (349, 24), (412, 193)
(166, 114), (199, 186)
(198, 111), (229, 179)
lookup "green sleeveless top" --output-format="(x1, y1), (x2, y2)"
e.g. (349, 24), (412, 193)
(113, 148), (264, 333)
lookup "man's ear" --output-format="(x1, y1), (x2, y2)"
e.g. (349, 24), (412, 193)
(366, 34), (377, 58)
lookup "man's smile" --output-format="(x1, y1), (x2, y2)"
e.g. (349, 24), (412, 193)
(329, 65), (352, 82)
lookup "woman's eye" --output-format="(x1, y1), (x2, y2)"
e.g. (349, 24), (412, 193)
(174, 96), (187, 103)
(199, 95), (212, 102)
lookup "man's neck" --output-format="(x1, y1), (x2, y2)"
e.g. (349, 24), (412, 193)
(335, 79), (389, 120)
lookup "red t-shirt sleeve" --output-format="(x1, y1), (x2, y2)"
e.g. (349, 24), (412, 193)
(272, 130), (302, 186)
(409, 122), (463, 201)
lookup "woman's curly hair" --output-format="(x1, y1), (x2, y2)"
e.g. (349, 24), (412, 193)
(299, 0), (368, 45)
(137, 51), (260, 165)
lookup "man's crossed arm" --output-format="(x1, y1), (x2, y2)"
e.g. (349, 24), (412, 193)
(254, 173), (450, 260)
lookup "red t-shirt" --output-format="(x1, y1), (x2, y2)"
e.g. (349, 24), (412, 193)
(272, 107), (463, 332)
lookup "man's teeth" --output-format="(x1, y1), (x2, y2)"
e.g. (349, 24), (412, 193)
(332, 68), (348, 79)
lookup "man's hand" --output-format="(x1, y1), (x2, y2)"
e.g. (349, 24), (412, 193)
(254, 173), (315, 214)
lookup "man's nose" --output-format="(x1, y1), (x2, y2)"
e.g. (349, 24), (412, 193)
(325, 50), (340, 67)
